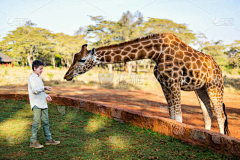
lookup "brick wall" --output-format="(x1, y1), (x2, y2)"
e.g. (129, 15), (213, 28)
(0, 93), (239, 157)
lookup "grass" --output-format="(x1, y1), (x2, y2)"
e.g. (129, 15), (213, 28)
(0, 99), (237, 159)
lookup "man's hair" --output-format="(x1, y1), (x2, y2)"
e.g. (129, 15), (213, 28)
(32, 60), (45, 71)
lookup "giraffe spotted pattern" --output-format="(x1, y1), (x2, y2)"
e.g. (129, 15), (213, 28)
(64, 33), (229, 135)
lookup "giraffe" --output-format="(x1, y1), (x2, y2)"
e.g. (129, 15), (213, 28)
(64, 33), (230, 135)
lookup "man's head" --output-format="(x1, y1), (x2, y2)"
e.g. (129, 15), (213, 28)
(32, 60), (45, 75)
(64, 44), (98, 81)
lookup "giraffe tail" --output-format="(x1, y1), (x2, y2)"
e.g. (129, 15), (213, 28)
(223, 103), (230, 136)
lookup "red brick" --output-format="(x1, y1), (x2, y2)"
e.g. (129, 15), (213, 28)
(61, 97), (72, 106)
(0, 93), (239, 157)
(86, 101), (100, 114)
(15, 94), (28, 101)
(77, 99), (86, 110)
(97, 104), (111, 117)
(0, 94), (16, 100)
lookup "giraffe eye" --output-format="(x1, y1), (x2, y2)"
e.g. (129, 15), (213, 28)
(78, 59), (86, 63)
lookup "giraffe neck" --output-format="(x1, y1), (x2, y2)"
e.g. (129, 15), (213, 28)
(94, 34), (167, 64)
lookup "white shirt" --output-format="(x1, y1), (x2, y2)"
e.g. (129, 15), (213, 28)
(28, 72), (49, 110)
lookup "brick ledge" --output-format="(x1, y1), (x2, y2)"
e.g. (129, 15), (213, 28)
(0, 93), (239, 157)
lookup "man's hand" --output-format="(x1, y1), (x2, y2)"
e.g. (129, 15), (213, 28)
(46, 95), (52, 102)
(44, 86), (52, 91)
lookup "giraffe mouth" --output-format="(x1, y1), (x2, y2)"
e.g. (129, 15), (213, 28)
(65, 76), (73, 81)
(64, 74), (73, 81)
(64, 70), (74, 81)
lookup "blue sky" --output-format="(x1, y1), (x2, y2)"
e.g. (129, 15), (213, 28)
(0, 0), (239, 49)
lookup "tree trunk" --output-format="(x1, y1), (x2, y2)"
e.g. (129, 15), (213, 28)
(126, 62), (132, 74)
(144, 62), (146, 71)
(21, 57), (24, 67)
(61, 58), (66, 67)
(113, 64), (116, 71)
(28, 45), (34, 66)
(52, 55), (55, 68)
(148, 60), (151, 70)
(67, 59), (71, 67)
(135, 61), (139, 73)
(108, 64), (112, 73)
(27, 54), (32, 67)
(123, 62), (126, 72)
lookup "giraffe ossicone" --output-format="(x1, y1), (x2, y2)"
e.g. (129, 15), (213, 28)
(64, 33), (230, 135)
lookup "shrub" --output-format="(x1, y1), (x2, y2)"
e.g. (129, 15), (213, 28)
(4, 70), (8, 75)
(47, 73), (54, 81)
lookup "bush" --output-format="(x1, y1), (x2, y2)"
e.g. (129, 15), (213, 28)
(54, 80), (60, 85)
(47, 73), (54, 81)
(4, 70), (8, 75)
(227, 70), (232, 75)
(24, 66), (31, 70)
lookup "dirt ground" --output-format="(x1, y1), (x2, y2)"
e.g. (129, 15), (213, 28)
(1, 84), (240, 139)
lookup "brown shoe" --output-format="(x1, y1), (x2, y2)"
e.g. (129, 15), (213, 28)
(45, 139), (60, 145)
(30, 141), (44, 149)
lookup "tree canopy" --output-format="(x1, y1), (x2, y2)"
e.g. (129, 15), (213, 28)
(0, 11), (239, 71)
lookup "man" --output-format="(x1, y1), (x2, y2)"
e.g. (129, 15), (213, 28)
(28, 60), (60, 149)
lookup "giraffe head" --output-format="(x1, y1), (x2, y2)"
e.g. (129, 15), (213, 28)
(64, 44), (98, 81)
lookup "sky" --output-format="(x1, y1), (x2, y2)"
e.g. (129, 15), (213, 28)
(0, 0), (240, 49)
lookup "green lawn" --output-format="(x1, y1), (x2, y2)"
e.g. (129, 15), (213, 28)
(0, 99), (237, 159)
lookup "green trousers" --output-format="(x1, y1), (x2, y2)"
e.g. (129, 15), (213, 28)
(30, 106), (52, 143)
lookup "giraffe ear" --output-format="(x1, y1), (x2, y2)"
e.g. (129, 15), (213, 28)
(91, 48), (95, 55)
(79, 44), (88, 52)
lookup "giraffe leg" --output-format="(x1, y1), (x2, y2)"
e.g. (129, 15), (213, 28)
(206, 87), (225, 134)
(154, 67), (182, 122)
(171, 83), (182, 123)
(160, 83), (175, 120)
(195, 87), (213, 130)
(160, 83), (182, 122)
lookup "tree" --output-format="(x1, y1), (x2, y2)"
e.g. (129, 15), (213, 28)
(0, 20), (87, 68)
(86, 11), (144, 74)
(140, 18), (197, 44)
(86, 16), (120, 47)
(118, 11), (144, 41)
(53, 33), (87, 68)
(0, 23), (53, 66)
(86, 12), (198, 74)
(201, 40), (228, 69)
(117, 11), (144, 74)
(224, 40), (240, 69)
(195, 32), (207, 50)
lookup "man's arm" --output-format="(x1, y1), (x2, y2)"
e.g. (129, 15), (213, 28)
(29, 77), (45, 94)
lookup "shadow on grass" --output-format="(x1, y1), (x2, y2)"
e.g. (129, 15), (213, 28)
(0, 99), (33, 158)
(0, 99), (236, 159)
